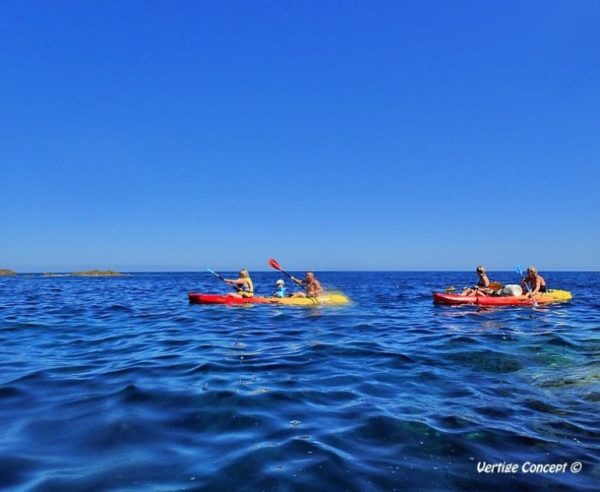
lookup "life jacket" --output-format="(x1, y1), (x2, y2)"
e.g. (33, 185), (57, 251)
(237, 277), (254, 297)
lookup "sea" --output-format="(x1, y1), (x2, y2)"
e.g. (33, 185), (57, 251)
(0, 271), (598, 491)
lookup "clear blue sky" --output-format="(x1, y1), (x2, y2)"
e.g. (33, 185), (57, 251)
(1, 0), (598, 272)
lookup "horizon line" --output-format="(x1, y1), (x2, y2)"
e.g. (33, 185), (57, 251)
(5, 269), (599, 275)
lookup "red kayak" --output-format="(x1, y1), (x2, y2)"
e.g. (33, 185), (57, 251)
(433, 289), (572, 306)
(189, 294), (271, 305)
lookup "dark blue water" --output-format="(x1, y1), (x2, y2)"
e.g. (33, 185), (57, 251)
(1, 272), (598, 491)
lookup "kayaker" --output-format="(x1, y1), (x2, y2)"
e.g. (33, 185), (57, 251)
(225, 269), (254, 298)
(521, 266), (547, 296)
(290, 272), (323, 298)
(272, 279), (288, 298)
(461, 265), (493, 296)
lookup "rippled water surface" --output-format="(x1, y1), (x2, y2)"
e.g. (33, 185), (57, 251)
(1, 272), (599, 491)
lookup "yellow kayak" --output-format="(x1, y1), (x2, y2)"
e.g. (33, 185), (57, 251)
(275, 293), (350, 306)
(188, 292), (351, 306)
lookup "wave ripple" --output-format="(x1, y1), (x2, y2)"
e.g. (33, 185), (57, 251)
(0, 272), (598, 490)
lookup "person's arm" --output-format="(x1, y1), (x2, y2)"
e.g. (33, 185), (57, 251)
(290, 275), (304, 287)
(477, 281), (493, 295)
(225, 278), (244, 286)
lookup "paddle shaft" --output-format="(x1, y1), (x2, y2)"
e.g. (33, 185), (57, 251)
(516, 265), (531, 293)
(268, 259), (304, 287)
(207, 267), (238, 292)
(516, 266), (538, 304)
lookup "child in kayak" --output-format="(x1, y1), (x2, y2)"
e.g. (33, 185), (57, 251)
(461, 265), (493, 296)
(272, 279), (287, 298)
(290, 272), (323, 298)
(521, 266), (547, 296)
(225, 269), (254, 298)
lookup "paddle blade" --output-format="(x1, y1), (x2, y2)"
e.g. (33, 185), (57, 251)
(268, 258), (283, 271)
(515, 265), (532, 293)
(206, 267), (225, 281)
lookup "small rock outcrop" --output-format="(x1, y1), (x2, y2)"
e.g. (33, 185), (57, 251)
(71, 270), (123, 277)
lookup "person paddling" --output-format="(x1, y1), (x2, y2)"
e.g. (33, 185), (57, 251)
(461, 265), (493, 296)
(521, 266), (547, 296)
(224, 269), (254, 298)
(290, 272), (323, 298)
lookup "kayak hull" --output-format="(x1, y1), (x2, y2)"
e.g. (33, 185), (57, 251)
(188, 293), (350, 306)
(433, 289), (572, 306)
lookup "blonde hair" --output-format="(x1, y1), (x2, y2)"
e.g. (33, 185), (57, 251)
(476, 265), (485, 273)
(527, 266), (537, 274)
(239, 269), (249, 278)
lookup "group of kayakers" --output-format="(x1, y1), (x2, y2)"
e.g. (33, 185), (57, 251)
(461, 265), (546, 297)
(223, 269), (324, 299)
(218, 263), (548, 300)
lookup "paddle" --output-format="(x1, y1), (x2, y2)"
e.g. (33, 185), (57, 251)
(515, 265), (530, 293)
(268, 258), (302, 286)
(516, 265), (537, 305)
(207, 267), (236, 291)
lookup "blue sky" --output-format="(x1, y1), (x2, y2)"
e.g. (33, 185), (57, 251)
(1, 0), (598, 272)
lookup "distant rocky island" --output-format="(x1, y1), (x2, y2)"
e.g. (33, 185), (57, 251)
(1, 269), (125, 277)
(41, 270), (124, 277)
(71, 270), (123, 277)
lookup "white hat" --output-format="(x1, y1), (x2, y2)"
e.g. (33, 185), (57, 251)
(276, 279), (284, 285)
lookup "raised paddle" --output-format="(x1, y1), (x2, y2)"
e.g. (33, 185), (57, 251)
(516, 265), (538, 305)
(515, 265), (530, 293)
(207, 266), (226, 282)
(207, 267), (237, 291)
(268, 258), (302, 286)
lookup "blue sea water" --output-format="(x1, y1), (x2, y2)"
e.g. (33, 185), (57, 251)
(0, 271), (599, 491)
